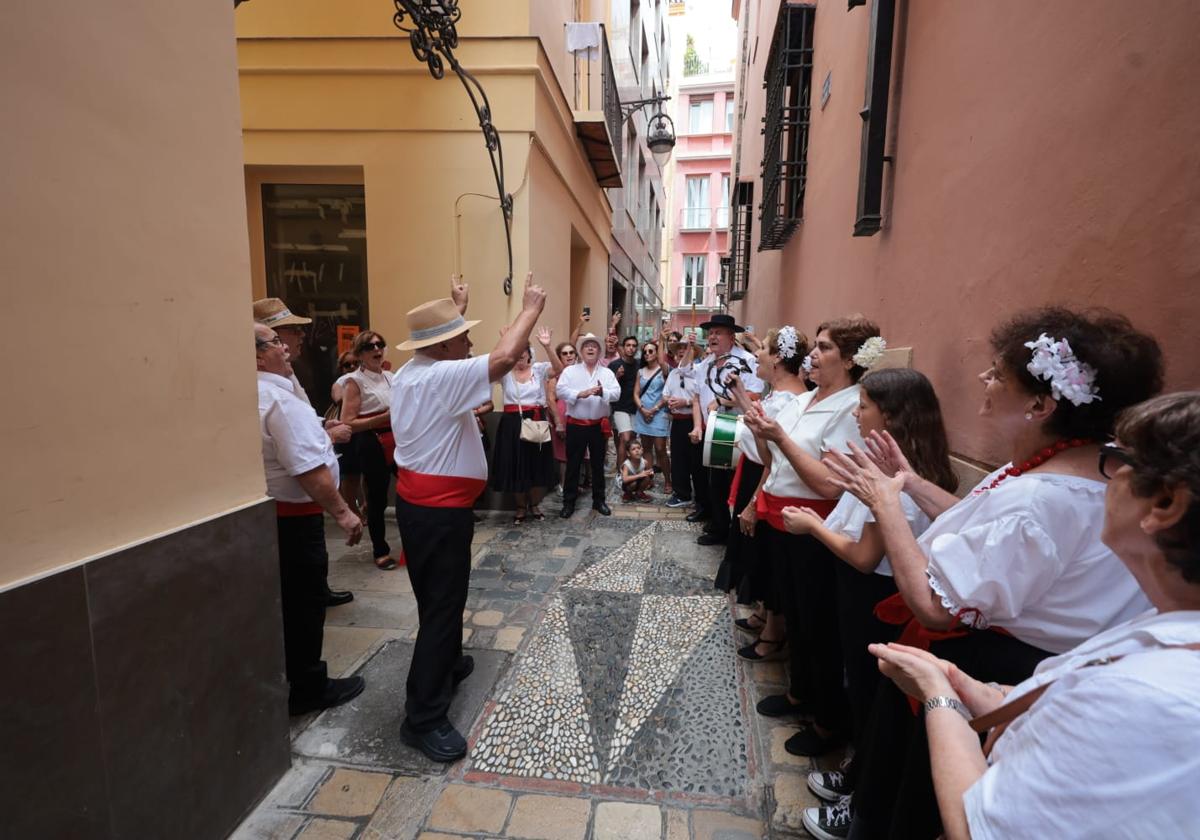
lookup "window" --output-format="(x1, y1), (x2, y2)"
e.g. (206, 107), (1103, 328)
(683, 175), (709, 228)
(717, 174), (731, 228)
(682, 255), (706, 305)
(729, 181), (754, 297)
(759, 4), (815, 250)
(725, 98), (735, 132)
(688, 97), (714, 134)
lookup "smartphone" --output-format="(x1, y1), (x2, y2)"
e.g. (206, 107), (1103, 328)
(745, 324), (756, 334)
(582, 306), (591, 319)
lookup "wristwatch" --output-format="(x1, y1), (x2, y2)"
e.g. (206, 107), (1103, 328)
(923, 695), (971, 722)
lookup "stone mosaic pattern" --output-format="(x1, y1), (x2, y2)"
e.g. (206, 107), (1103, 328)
(563, 524), (656, 593)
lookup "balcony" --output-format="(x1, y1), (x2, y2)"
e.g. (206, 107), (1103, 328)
(678, 206), (731, 232)
(673, 286), (720, 310)
(571, 23), (623, 188)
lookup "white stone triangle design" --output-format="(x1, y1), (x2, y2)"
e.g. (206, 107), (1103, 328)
(603, 594), (727, 777)
(470, 597), (600, 784)
(562, 523), (656, 594)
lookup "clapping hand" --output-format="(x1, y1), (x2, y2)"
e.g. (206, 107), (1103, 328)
(742, 405), (783, 442)
(780, 504), (822, 535)
(823, 442), (904, 511)
(864, 430), (914, 481)
(869, 643), (955, 703)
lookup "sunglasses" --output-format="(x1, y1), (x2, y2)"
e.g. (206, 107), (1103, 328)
(340, 362), (358, 370)
(1098, 443), (1137, 480)
(361, 340), (387, 351)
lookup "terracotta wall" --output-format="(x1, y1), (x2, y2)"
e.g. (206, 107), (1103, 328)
(0, 1), (265, 589)
(731, 0), (1200, 465)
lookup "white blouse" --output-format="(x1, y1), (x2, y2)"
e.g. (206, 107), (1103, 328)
(963, 609), (1200, 839)
(823, 491), (931, 577)
(735, 388), (805, 464)
(501, 361), (551, 407)
(921, 469), (1151, 654)
(346, 367), (391, 415)
(763, 384), (862, 498)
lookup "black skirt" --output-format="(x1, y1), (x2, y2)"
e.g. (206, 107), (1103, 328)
(490, 410), (558, 493)
(714, 458), (766, 605)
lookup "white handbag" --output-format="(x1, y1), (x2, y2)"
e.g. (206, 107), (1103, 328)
(516, 382), (551, 445)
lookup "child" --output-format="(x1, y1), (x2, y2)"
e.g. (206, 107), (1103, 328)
(779, 368), (957, 833)
(619, 440), (655, 502)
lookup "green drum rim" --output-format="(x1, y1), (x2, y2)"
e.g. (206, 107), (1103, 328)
(704, 412), (739, 469)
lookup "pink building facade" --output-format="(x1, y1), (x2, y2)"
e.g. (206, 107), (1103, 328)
(666, 75), (735, 334)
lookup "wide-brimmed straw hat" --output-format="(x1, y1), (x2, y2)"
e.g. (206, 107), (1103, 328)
(397, 298), (482, 350)
(576, 332), (603, 353)
(253, 297), (312, 327)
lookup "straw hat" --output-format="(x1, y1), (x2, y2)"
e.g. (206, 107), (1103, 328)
(576, 332), (603, 354)
(397, 298), (481, 350)
(253, 297), (312, 327)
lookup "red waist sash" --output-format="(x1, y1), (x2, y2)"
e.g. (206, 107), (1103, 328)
(566, 416), (605, 427)
(671, 412), (693, 420)
(395, 468), (486, 509)
(359, 410), (395, 466)
(276, 500), (323, 517)
(503, 404), (544, 419)
(760, 491), (837, 531)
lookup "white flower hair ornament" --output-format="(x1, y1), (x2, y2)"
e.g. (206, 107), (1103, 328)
(802, 355), (813, 374)
(852, 336), (887, 370)
(1024, 333), (1101, 406)
(776, 326), (800, 360)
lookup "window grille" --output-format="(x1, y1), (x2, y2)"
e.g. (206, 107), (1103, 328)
(759, 3), (815, 250)
(729, 181), (754, 298)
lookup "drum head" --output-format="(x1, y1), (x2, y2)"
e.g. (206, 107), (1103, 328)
(703, 412), (739, 469)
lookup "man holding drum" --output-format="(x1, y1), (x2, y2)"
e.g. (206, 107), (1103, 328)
(689, 314), (763, 546)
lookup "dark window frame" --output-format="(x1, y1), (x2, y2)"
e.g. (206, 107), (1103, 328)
(728, 181), (754, 299)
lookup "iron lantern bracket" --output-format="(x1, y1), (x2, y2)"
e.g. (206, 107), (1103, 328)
(621, 94), (672, 124)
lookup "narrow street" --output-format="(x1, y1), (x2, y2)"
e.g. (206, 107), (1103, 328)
(234, 494), (829, 839)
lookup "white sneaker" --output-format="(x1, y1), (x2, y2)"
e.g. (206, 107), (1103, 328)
(807, 753), (854, 802)
(801, 796), (852, 840)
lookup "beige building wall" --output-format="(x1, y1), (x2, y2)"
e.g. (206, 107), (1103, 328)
(1, 1), (265, 589)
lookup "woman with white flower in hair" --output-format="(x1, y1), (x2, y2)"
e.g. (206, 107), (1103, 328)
(741, 316), (884, 759)
(823, 307), (1164, 840)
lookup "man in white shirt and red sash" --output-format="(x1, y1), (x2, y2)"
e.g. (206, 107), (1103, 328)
(555, 332), (621, 518)
(391, 273), (546, 762)
(256, 323), (366, 716)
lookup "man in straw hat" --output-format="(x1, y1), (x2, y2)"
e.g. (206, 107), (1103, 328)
(391, 272), (546, 762)
(555, 332), (621, 518)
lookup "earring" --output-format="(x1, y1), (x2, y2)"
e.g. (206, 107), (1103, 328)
(1024, 412), (1034, 421)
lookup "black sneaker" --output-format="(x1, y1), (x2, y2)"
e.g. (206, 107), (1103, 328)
(665, 494), (691, 508)
(400, 720), (468, 763)
(807, 754), (854, 801)
(785, 724), (846, 758)
(288, 675), (365, 716)
(801, 797), (852, 840)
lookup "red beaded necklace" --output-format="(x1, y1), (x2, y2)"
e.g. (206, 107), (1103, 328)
(975, 438), (1094, 494)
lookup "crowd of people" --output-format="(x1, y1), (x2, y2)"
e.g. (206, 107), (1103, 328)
(253, 280), (1200, 838)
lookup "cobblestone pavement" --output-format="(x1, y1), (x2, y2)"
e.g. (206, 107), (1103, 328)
(232, 486), (829, 840)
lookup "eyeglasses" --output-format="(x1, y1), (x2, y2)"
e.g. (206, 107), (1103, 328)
(1098, 443), (1137, 479)
(560, 350), (577, 357)
(340, 362), (358, 370)
(361, 340), (387, 351)
(256, 336), (283, 349)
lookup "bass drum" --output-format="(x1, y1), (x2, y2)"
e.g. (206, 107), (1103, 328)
(702, 411), (740, 469)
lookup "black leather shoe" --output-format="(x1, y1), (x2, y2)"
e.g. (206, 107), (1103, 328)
(325, 589), (354, 607)
(400, 720), (468, 762)
(697, 532), (727, 546)
(559, 504), (575, 519)
(593, 502), (612, 516)
(452, 655), (475, 687)
(685, 510), (711, 523)
(288, 675), (365, 716)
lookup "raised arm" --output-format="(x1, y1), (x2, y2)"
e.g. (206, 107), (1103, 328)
(488, 272), (547, 382)
(450, 273), (469, 315)
(536, 327), (564, 376)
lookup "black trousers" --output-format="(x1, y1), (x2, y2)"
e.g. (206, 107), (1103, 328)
(563, 423), (606, 506)
(849, 630), (1053, 840)
(669, 417), (706, 502)
(276, 513), (329, 701)
(715, 458), (765, 604)
(706, 466), (734, 537)
(395, 498), (474, 732)
(356, 431), (392, 559)
(767, 524), (851, 735)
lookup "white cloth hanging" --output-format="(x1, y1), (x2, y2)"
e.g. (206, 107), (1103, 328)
(566, 22), (602, 58)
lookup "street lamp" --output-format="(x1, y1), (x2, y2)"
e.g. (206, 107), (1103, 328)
(622, 94), (676, 167)
(714, 279), (728, 313)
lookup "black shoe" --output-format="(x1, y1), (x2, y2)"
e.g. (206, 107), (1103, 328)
(288, 675), (365, 716)
(697, 532), (726, 546)
(452, 655), (475, 687)
(593, 502), (612, 516)
(737, 637), (787, 661)
(685, 509), (711, 523)
(400, 720), (467, 762)
(784, 724), (846, 758)
(756, 693), (809, 717)
(559, 504), (575, 519)
(325, 589), (354, 607)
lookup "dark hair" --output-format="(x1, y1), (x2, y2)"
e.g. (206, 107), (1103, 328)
(336, 350), (357, 371)
(766, 327), (810, 376)
(990, 307), (1164, 440)
(816, 315), (882, 383)
(860, 369), (958, 493)
(555, 341), (576, 360)
(351, 330), (386, 356)
(1115, 392), (1200, 584)
(622, 335), (639, 346)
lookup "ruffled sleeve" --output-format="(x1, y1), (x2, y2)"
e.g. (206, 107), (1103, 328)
(922, 514), (1065, 629)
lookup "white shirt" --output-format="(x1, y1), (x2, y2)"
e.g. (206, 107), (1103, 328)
(921, 469), (1151, 654)
(391, 353), (492, 480)
(963, 609), (1200, 839)
(692, 344), (764, 414)
(823, 491), (931, 577)
(258, 371), (340, 502)
(555, 362), (620, 420)
(663, 362), (696, 409)
(763, 385), (862, 498)
(501, 361), (551, 407)
(291, 373), (312, 407)
(346, 367), (391, 415)
(735, 388), (806, 464)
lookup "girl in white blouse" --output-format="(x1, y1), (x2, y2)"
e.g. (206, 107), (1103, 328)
(827, 307), (1164, 839)
(871, 392), (1200, 840)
